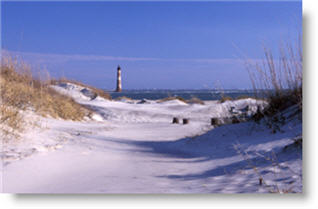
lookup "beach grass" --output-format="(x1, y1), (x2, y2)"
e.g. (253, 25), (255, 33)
(0, 57), (91, 138)
(246, 39), (302, 116)
(158, 96), (187, 103)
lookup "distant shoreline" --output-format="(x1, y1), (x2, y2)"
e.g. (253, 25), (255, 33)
(107, 89), (265, 101)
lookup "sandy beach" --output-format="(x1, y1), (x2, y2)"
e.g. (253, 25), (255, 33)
(1, 83), (302, 193)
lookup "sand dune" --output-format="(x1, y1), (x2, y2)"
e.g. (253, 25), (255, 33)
(1, 83), (302, 193)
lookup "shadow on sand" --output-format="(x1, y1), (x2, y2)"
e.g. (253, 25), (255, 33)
(90, 122), (301, 181)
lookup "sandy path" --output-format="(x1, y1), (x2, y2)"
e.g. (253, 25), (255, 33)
(2, 88), (300, 193)
(3, 121), (222, 193)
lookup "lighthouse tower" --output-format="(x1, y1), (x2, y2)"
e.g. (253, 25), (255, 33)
(116, 65), (122, 92)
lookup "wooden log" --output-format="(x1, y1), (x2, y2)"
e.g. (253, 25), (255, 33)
(211, 118), (219, 126)
(231, 116), (240, 124)
(183, 118), (189, 124)
(172, 117), (179, 124)
(259, 177), (263, 186)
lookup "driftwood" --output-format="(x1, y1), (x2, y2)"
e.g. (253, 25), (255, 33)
(231, 116), (240, 124)
(211, 118), (219, 126)
(172, 117), (179, 124)
(182, 118), (189, 124)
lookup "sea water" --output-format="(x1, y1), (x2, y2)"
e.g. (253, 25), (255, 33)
(108, 89), (260, 101)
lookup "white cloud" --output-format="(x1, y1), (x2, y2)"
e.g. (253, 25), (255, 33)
(1, 49), (251, 64)
(1, 50), (161, 64)
(1, 49), (269, 67)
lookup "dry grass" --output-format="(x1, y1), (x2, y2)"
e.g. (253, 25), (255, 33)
(234, 142), (301, 193)
(0, 57), (90, 138)
(220, 95), (259, 103)
(219, 96), (232, 103)
(51, 78), (111, 100)
(159, 96), (204, 104)
(235, 95), (257, 100)
(158, 96), (187, 103)
(186, 96), (205, 105)
(245, 39), (302, 116)
(0, 103), (24, 137)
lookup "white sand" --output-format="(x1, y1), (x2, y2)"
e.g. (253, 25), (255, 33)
(1, 83), (302, 193)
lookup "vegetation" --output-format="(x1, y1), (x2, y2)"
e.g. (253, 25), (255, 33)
(0, 57), (91, 138)
(219, 96), (232, 103)
(158, 96), (187, 103)
(235, 95), (257, 100)
(219, 94), (260, 103)
(246, 40), (302, 117)
(187, 96), (204, 105)
(158, 96), (204, 105)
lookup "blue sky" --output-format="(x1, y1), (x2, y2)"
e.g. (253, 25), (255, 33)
(1, 1), (302, 89)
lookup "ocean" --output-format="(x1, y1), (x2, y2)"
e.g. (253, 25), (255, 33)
(108, 89), (259, 101)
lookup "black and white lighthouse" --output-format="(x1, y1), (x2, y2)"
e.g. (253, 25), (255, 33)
(116, 65), (122, 92)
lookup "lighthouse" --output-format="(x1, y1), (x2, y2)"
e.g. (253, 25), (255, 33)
(116, 65), (122, 92)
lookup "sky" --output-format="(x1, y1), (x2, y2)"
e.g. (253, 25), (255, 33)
(1, 1), (302, 90)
